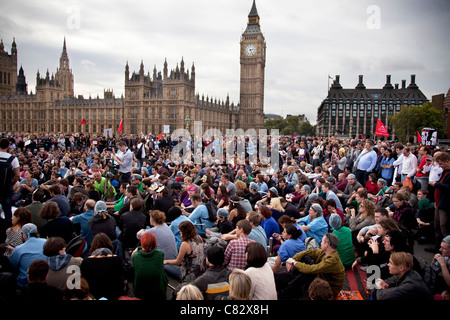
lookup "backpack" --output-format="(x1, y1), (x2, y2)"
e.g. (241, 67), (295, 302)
(135, 144), (143, 160)
(204, 198), (218, 222)
(0, 155), (15, 191)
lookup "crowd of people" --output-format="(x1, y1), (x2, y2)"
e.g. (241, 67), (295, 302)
(0, 131), (449, 301)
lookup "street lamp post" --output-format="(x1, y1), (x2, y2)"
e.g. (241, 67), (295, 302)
(349, 117), (353, 139)
(185, 115), (190, 131)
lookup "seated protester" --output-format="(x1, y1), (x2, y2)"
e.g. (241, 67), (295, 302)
(244, 242), (278, 300)
(247, 210), (269, 247)
(431, 235), (450, 298)
(9, 223), (47, 288)
(205, 208), (234, 239)
(276, 233), (345, 300)
(70, 199), (96, 246)
(268, 197), (285, 223)
(391, 192), (417, 231)
(286, 183), (304, 207)
(39, 201), (75, 244)
(336, 174), (363, 204)
(272, 224), (306, 273)
(368, 178), (389, 205)
(130, 232), (168, 301)
(280, 196), (301, 220)
(183, 194), (215, 237)
(248, 182), (262, 210)
(329, 213), (355, 269)
(88, 201), (117, 242)
(80, 233), (125, 300)
(365, 173), (380, 196)
(352, 218), (402, 279)
(192, 246), (230, 300)
(321, 182), (343, 212)
(69, 192), (88, 216)
(92, 171), (116, 201)
(68, 177), (89, 202)
(43, 237), (83, 291)
(118, 197), (147, 253)
(415, 189), (435, 244)
(48, 184), (71, 218)
(153, 186), (175, 216)
(354, 207), (390, 257)
(298, 203), (329, 246)
(224, 219), (255, 271)
(13, 169), (38, 206)
(348, 199), (376, 238)
(256, 205), (280, 243)
(322, 199), (344, 232)
(18, 260), (63, 302)
(84, 182), (100, 202)
(227, 196), (247, 228)
(167, 206), (192, 251)
(371, 252), (432, 300)
(398, 185), (419, 210)
(106, 183), (128, 213)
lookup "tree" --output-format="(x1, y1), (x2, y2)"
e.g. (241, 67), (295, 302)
(389, 102), (445, 143)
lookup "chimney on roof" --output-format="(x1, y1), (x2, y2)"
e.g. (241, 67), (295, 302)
(402, 80), (406, 89)
(407, 74), (418, 89)
(355, 75), (366, 89)
(395, 83), (399, 89)
(383, 75), (394, 89)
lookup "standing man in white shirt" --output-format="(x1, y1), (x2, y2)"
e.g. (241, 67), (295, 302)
(400, 147), (418, 183)
(423, 151), (443, 202)
(111, 140), (134, 184)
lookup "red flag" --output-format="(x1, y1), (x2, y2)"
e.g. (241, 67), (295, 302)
(79, 118), (86, 126)
(118, 120), (123, 133)
(375, 119), (389, 137)
(328, 74), (333, 79)
(361, 134), (364, 140)
(157, 133), (162, 140)
(417, 131), (422, 143)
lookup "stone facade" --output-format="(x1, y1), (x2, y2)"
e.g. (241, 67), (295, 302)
(0, 2), (266, 136)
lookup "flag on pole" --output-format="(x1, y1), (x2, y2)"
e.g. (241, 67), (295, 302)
(375, 119), (389, 137)
(417, 131), (422, 144)
(328, 74), (333, 79)
(361, 134), (364, 140)
(157, 133), (162, 140)
(118, 120), (123, 134)
(79, 118), (86, 126)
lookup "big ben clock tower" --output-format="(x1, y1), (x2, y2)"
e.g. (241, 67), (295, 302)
(239, 0), (266, 131)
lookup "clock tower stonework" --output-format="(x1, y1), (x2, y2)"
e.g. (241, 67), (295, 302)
(239, 0), (266, 131)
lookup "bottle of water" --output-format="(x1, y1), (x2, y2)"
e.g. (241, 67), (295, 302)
(268, 237), (273, 256)
(432, 255), (449, 272)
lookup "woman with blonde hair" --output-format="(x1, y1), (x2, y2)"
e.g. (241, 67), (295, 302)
(228, 269), (252, 300)
(269, 197), (285, 222)
(176, 284), (204, 300)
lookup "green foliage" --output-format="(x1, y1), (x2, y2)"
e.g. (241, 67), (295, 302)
(264, 116), (316, 136)
(388, 102), (445, 143)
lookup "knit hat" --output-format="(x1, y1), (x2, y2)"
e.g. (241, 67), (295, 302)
(443, 235), (450, 246)
(269, 187), (278, 196)
(21, 223), (38, 237)
(310, 203), (323, 215)
(176, 171), (184, 176)
(329, 213), (342, 231)
(302, 185), (311, 193)
(217, 208), (229, 218)
(309, 193), (319, 201)
(249, 182), (259, 191)
(94, 201), (108, 213)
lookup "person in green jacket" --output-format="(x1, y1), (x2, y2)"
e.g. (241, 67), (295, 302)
(131, 232), (168, 300)
(329, 213), (355, 269)
(93, 171), (117, 201)
(284, 233), (345, 299)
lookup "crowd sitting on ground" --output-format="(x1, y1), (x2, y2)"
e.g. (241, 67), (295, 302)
(0, 131), (449, 301)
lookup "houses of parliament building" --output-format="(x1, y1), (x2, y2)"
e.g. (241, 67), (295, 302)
(0, 1), (266, 136)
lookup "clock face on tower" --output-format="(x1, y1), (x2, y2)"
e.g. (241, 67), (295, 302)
(244, 44), (256, 56)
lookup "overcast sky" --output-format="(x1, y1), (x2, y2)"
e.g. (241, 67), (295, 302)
(1, 0), (449, 124)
